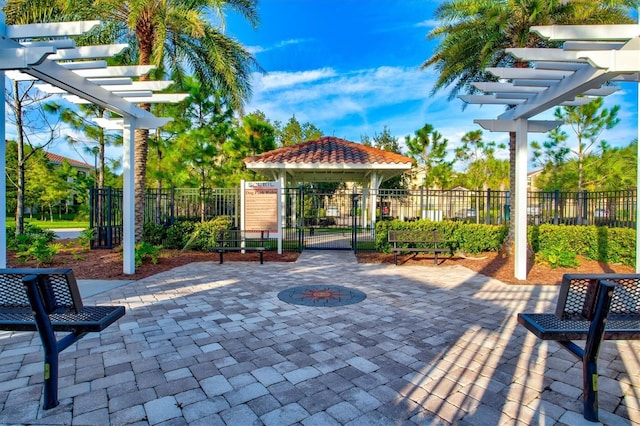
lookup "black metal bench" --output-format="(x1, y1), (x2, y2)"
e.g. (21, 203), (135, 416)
(518, 274), (640, 422)
(388, 229), (450, 265)
(211, 230), (269, 264)
(0, 268), (126, 409)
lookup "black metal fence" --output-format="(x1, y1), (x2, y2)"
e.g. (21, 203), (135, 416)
(376, 188), (636, 227)
(89, 187), (123, 249)
(90, 187), (638, 248)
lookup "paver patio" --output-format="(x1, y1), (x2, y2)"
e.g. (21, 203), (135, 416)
(0, 251), (638, 425)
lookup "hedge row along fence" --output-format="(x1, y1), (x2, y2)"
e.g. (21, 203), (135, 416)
(142, 216), (636, 268)
(375, 219), (636, 268)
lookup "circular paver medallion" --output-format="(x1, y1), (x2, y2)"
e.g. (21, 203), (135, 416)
(277, 285), (366, 307)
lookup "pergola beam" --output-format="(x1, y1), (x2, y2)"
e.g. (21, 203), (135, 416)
(474, 120), (562, 133)
(498, 66), (612, 120)
(530, 24), (640, 41)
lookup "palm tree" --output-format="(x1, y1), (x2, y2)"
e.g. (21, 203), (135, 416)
(423, 0), (638, 255)
(89, 0), (261, 241)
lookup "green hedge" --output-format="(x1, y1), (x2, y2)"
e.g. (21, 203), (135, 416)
(375, 219), (636, 267)
(375, 219), (507, 254)
(536, 224), (636, 267)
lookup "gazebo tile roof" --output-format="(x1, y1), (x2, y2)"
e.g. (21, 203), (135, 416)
(244, 136), (413, 165)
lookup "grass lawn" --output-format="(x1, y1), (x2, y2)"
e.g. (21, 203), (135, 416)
(7, 219), (89, 229)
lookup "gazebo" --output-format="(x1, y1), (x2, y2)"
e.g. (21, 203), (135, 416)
(244, 136), (414, 230)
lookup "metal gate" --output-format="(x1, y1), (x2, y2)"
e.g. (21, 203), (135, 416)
(284, 187), (372, 251)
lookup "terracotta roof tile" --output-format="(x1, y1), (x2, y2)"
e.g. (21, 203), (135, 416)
(46, 152), (93, 169)
(244, 136), (413, 165)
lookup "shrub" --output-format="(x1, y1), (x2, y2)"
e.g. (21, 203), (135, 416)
(12, 234), (61, 266)
(134, 242), (161, 267)
(165, 221), (197, 249)
(183, 216), (233, 250)
(77, 228), (94, 248)
(143, 222), (167, 246)
(7, 223), (58, 265)
(535, 248), (579, 269)
(7, 223), (56, 249)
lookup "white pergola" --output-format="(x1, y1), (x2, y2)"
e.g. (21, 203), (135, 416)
(461, 24), (640, 280)
(0, 16), (187, 274)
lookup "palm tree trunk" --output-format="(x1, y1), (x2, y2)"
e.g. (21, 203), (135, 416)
(134, 127), (149, 242)
(134, 20), (154, 242)
(501, 131), (517, 256)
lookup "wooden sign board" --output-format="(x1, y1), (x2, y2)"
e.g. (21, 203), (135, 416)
(241, 181), (280, 235)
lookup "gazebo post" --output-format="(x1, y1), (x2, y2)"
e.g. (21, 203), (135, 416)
(369, 172), (382, 236)
(278, 171), (286, 254)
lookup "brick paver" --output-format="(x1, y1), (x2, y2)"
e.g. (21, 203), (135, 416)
(0, 251), (639, 425)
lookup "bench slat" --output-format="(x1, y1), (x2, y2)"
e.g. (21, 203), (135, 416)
(0, 305), (125, 333)
(518, 313), (640, 340)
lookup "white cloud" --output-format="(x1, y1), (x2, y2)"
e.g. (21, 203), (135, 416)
(248, 38), (311, 56)
(415, 19), (439, 29)
(275, 38), (309, 48)
(255, 68), (337, 90)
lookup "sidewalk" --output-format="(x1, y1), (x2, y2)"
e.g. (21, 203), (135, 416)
(0, 251), (638, 425)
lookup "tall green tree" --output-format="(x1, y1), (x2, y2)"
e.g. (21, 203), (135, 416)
(45, 103), (122, 189)
(455, 130), (508, 191)
(224, 112), (277, 185)
(535, 140), (637, 191)
(361, 126), (408, 189)
(423, 0), (637, 254)
(5, 80), (59, 234)
(170, 79), (236, 220)
(405, 124), (451, 189)
(276, 115), (323, 147)
(550, 97), (620, 192)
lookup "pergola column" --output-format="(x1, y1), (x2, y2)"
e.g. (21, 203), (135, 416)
(514, 119), (529, 280)
(0, 60), (5, 267)
(122, 118), (136, 274)
(475, 119), (561, 280)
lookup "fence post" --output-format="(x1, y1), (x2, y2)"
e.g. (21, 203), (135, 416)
(298, 185), (304, 252)
(485, 189), (491, 225)
(106, 187), (112, 248)
(582, 190), (588, 225)
(170, 187), (175, 225)
(553, 190), (559, 225)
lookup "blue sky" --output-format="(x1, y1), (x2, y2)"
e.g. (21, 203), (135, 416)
(224, 0), (639, 168)
(41, 0), (640, 170)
